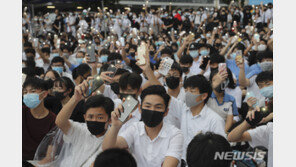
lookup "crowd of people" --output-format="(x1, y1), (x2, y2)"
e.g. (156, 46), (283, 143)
(22, 1), (273, 167)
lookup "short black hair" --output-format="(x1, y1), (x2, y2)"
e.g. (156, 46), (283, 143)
(41, 47), (51, 54)
(94, 148), (137, 167)
(179, 55), (193, 65)
(51, 56), (65, 65)
(25, 48), (36, 56)
(84, 95), (114, 117)
(114, 68), (129, 76)
(184, 75), (212, 103)
(170, 62), (183, 77)
(234, 42), (246, 53)
(209, 53), (225, 64)
(72, 63), (91, 79)
(161, 47), (173, 57)
(255, 71), (273, 84)
(100, 49), (110, 55)
(257, 50), (273, 62)
(129, 44), (137, 51)
(119, 72), (142, 91)
(186, 132), (232, 167)
(23, 77), (51, 91)
(108, 52), (123, 62)
(24, 42), (32, 48)
(140, 85), (170, 110)
(53, 77), (75, 97)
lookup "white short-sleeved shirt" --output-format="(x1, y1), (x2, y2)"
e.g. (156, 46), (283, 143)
(190, 57), (211, 78)
(119, 122), (184, 167)
(248, 123), (273, 167)
(244, 75), (266, 107)
(165, 98), (226, 159)
(61, 120), (104, 167)
(164, 86), (186, 103)
(226, 87), (242, 108)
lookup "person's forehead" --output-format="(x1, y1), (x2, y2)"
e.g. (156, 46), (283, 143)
(143, 95), (165, 105)
(186, 87), (201, 92)
(86, 107), (107, 116)
(24, 85), (41, 91)
(168, 69), (180, 75)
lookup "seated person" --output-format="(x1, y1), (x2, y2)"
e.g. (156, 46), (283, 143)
(102, 85), (184, 167)
(186, 132), (232, 167)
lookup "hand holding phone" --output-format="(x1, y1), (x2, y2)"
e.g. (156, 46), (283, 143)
(199, 56), (210, 71)
(118, 96), (139, 122)
(158, 57), (174, 76)
(136, 42), (146, 65)
(83, 75), (104, 98)
(218, 63), (227, 73)
(87, 44), (96, 63)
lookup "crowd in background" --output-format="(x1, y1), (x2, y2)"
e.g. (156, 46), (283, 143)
(22, 1), (273, 167)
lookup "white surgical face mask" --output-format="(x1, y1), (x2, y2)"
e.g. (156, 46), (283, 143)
(257, 44), (267, 51)
(259, 61), (273, 71)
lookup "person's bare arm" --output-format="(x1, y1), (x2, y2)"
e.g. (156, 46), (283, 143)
(162, 157), (179, 167)
(237, 58), (250, 87)
(225, 41), (238, 59)
(225, 115), (234, 133)
(176, 37), (190, 59)
(227, 120), (252, 142)
(55, 78), (92, 134)
(220, 37), (232, 56)
(102, 104), (130, 150)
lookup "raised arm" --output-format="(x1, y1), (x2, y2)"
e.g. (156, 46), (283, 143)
(55, 77), (92, 134)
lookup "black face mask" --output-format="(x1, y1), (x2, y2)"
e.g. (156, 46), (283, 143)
(181, 67), (189, 73)
(141, 108), (165, 128)
(130, 52), (135, 57)
(110, 82), (120, 95)
(166, 76), (180, 89)
(210, 67), (218, 72)
(215, 43), (221, 48)
(149, 51), (155, 56)
(86, 121), (106, 136)
(119, 93), (137, 100)
(172, 49), (178, 53)
(125, 48), (129, 53)
(53, 91), (67, 101)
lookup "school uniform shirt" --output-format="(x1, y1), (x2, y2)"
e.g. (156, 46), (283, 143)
(248, 123), (273, 167)
(119, 121), (184, 167)
(181, 71), (194, 85)
(165, 98), (226, 159)
(225, 87), (242, 108)
(164, 86), (186, 103)
(207, 92), (239, 122)
(190, 56), (211, 77)
(61, 120), (104, 167)
(244, 75), (266, 107)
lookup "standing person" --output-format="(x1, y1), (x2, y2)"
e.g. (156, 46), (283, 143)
(53, 14), (64, 34)
(22, 77), (56, 166)
(55, 78), (115, 167)
(102, 85), (184, 167)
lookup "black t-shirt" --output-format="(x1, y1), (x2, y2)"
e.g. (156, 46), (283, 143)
(22, 105), (56, 160)
(218, 13), (227, 22)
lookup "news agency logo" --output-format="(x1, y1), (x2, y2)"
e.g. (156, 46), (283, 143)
(214, 151), (266, 161)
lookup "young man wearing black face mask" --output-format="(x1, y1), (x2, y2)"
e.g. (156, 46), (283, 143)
(55, 78), (114, 167)
(163, 62), (185, 102)
(102, 85), (184, 167)
(179, 55), (194, 85)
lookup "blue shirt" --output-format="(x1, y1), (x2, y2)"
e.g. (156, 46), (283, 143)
(207, 92), (239, 118)
(226, 59), (250, 86)
(246, 63), (262, 79)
